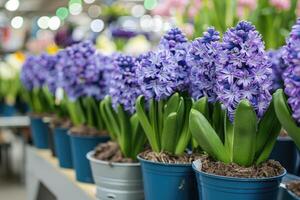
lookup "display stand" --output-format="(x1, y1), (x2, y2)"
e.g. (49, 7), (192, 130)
(26, 146), (96, 200)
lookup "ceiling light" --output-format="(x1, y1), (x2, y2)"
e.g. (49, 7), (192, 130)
(37, 16), (50, 29)
(5, 0), (20, 11)
(11, 16), (23, 29)
(48, 16), (61, 31)
(90, 19), (104, 32)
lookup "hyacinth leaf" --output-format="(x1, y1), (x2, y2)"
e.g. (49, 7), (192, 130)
(90, 98), (104, 130)
(99, 100), (117, 140)
(158, 100), (164, 139)
(255, 99), (281, 156)
(66, 100), (85, 126)
(164, 93), (180, 118)
(32, 89), (43, 113)
(130, 114), (145, 158)
(176, 97), (185, 140)
(233, 100), (257, 167)
(103, 97), (120, 138)
(274, 89), (300, 149)
(161, 112), (178, 153)
(136, 96), (160, 152)
(224, 113), (234, 160)
(190, 109), (230, 163)
(149, 99), (159, 140)
(193, 96), (209, 119)
(117, 105), (131, 158)
(83, 98), (94, 128)
(212, 102), (225, 142)
(175, 98), (193, 155)
(255, 134), (277, 165)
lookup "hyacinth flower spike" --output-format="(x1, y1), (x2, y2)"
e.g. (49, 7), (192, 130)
(189, 21), (281, 167)
(135, 28), (192, 155)
(100, 54), (146, 159)
(274, 18), (300, 149)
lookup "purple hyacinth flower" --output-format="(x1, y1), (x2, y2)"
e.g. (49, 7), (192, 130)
(187, 27), (221, 102)
(57, 41), (109, 101)
(283, 18), (300, 125)
(159, 27), (188, 52)
(109, 54), (141, 114)
(20, 55), (48, 91)
(137, 49), (190, 101)
(216, 21), (272, 121)
(267, 48), (288, 92)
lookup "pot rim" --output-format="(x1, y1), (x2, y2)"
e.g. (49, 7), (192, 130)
(87, 151), (141, 167)
(287, 188), (300, 199)
(137, 155), (192, 167)
(67, 130), (110, 139)
(192, 160), (287, 182)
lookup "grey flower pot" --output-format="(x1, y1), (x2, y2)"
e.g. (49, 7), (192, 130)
(87, 151), (144, 200)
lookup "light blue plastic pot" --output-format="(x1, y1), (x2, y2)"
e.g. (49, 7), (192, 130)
(193, 160), (286, 200)
(54, 127), (73, 168)
(138, 156), (198, 200)
(30, 116), (49, 149)
(0, 103), (16, 116)
(69, 132), (109, 183)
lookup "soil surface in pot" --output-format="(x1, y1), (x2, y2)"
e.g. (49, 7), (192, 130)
(287, 181), (300, 197)
(29, 112), (53, 118)
(50, 116), (72, 129)
(199, 155), (284, 178)
(93, 141), (135, 163)
(140, 150), (203, 164)
(70, 125), (107, 136)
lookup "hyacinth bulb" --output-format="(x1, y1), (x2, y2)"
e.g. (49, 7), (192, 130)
(187, 27), (221, 102)
(216, 21), (272, 121)
(109, 54), (141, 114)
(283, 18), (300, 124)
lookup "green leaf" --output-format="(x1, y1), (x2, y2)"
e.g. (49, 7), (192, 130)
(212, 102), (225, 142)
(224, 113), (234, 161)
(149, 99), (159, 139)
(274, 89), (300, 149)
(99, 100), (117, 140)
(175, 98), (193, 155)
(255, 99), (281, 157)
(117, 105), (131, 157)
(189, 109), (230, 163)
(130, 114), (146, 159)
(164, 93), (180, 119)
(103, 96), (121, 137)
(161, 112), (178, 153)
(233, 100), (257, 167)
(136, 96), (160, 152)
(193, 96), (209, 119)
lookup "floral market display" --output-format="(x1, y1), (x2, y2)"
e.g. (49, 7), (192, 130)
(135, 28), (201, 200)
(189, 21), (286, 199)
(87, 54), (146, 199)
(274, 18), (300, 198)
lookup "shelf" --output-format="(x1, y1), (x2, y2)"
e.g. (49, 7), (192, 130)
(26, 145), (96, 200)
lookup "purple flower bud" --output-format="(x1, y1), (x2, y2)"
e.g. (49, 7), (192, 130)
(283, 18), (300, 124)
(187, 27), (221, 101)
(109, 54), (141, 114)
(216, 21), (272, 121)
(159, 27), (188, 52)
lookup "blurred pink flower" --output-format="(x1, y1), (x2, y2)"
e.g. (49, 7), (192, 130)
(270, 0), (291, 11)
(181, 23), (194, 37)
(237, 0), (257, 18)
(152, 3), (171, 16)
(238, 0), (257, 10)
(188, 0), (202, 19)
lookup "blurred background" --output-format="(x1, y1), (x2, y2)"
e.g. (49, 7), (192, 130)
(0, 0), (299, 199)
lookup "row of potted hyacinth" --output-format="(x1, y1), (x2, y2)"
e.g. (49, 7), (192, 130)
(19, 18), (300, 200)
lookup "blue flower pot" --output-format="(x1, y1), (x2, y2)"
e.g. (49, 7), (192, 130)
(54, 127), (73, 169)
(69, 133), (109, 183)
(46, 124), (56, 157)
(138, 156), (198, 200)
(192, 160), (286, 200)
(278, 174), (300, 200)
(270, 136), (299, 174)
(0, 103), (16, 116)
(30, 117), (49, 149)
